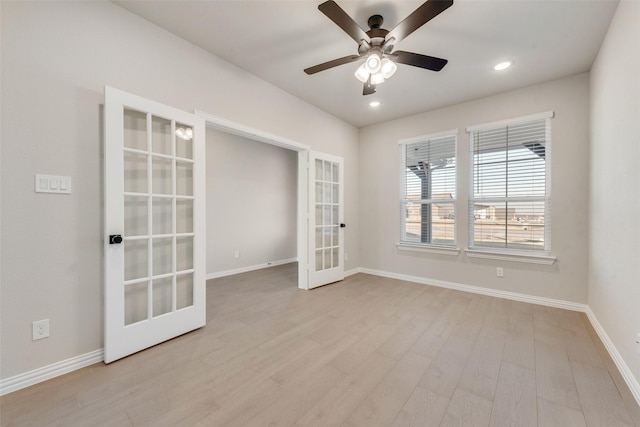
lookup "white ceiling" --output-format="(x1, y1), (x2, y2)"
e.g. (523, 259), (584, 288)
(114, 0), (618, 128)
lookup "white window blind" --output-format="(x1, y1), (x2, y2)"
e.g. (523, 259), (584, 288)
(468, 114), (551, 252)
(400, 133), (456, 246)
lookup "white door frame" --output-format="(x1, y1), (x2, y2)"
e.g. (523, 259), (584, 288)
(195, 111), (311, 290)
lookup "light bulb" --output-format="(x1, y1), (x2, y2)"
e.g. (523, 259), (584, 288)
(380, 58), (397, 79)
(370, 72), (385, 85)
(365, 52), (382, 74)
(354, 63), (369, 83)
(493, 61), (512, 71)
(185, 128), (193, 139)
(175, 128), (186, 139)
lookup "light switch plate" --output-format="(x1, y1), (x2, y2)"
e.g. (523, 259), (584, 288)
(35, 174), (71, 194)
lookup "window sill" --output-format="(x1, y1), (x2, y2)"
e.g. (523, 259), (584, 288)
(397, 243), (460, 256)
(465, 248), (556, 265)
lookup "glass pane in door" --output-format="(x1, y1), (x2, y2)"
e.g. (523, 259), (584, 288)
(152, 277), (173, 317)
(124, 196), (148, 237)
(175, 122), (193, 159)
(124, 152), (148, 194)
(125, 282), (148, 325)
(152, 157), (172, 195)
(125, 239), (148, 281)
(176, 200), (193, 233)
(152, 116), (172, 155)
(176, 273), (194, 309)
(123, 109), (147, 150)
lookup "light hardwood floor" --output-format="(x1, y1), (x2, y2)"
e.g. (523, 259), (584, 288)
(1, 263), (639, 426)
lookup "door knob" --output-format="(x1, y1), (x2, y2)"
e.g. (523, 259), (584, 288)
(109, 234), (123, 244)
(340, 223), (346, 228)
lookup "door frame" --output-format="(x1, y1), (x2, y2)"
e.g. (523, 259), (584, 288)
(195, 111), (311, 290)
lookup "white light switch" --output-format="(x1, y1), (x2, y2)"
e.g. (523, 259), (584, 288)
(35, 174), (72, 194)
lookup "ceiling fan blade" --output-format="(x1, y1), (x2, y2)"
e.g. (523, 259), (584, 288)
(386, 0), (453, 44)
(393, 50), (448, 71)
(363, 75), (376, 95)
(318, 1), (370, 44)
(304, 54), (361, 75)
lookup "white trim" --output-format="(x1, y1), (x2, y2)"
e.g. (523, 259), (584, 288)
(197, 110), (309, 291)
(585, 307), (640, 406)
(344, 267), (362, 277)
(0, 349), (103, 396)
(359, 267), (585, 311)
(206, 258), (298, 280)
(465, 110), (554, 132)
(195, 110), (310, 152)
(398, 128), (459, 145)
(465, 248), (556, 265)
(397, 243), (460, 256)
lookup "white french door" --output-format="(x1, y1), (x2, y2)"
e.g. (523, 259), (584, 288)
(308, 151), (344, 289)
(104, 87), (206, 363)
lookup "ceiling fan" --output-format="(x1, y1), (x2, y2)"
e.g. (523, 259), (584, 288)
(304, 0), (453, 96)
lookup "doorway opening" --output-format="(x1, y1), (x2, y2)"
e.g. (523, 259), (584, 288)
(198, 111), (310, 290)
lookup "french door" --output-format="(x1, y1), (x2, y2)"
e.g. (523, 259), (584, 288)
(104, 87), (206, 363)
(308, 151), (344, 289)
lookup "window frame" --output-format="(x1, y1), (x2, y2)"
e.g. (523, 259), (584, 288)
(466, 111), (554, 259)
(398, 129), (459, 253)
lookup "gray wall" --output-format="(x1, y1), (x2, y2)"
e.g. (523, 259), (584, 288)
(589, 1), (640, 392)
(206, 129), (297, 275)
(0, 1), (359, 380)
(359, 73), (590, 303)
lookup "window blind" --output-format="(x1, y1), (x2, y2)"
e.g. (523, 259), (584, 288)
(469, 116), (551, 252)
(400, 134), (456, 246)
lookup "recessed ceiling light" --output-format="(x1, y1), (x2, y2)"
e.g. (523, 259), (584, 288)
(369, 101), (381, 108)
(494, 61), (513, 71)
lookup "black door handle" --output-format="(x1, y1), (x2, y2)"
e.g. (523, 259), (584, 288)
(109, 234), (123, 244)
(340, 223), (346, 228)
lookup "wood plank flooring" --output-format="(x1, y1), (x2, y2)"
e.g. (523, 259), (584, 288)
(1, 263), (639, 426)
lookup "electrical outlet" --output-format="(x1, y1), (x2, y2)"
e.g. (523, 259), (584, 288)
(234, 250), (240, 259)
(32, 319), (50, 340)
(496, 267), (504, 278)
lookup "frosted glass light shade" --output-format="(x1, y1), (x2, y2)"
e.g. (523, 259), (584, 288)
(380, 58), (397, 79)
(354, 63), (369, 83)
(370, 72), (385, 85)
(365, 53), (382, 73)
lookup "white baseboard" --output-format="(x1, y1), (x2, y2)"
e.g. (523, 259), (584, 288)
(344, 267), (362, 278)
(359, 267), (587, 311)
(585, 307), (640, 406)
(0, 349), (103, 396)
(206, 258), (297, 280)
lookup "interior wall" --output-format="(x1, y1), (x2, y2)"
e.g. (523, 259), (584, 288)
(589, 1), (640, 390)
(206, 128), (297, 275)
(359, 73), (590, 304)
(0, 1), (359, 380)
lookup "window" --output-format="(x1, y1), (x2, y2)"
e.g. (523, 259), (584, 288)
(400, 132), (457, 247)
(468, 112), (552, 253)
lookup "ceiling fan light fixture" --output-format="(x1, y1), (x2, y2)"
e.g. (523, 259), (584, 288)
(370, 72), (385, 85)
(380, 57), (397, 79)
(354, 63), (369, 83)
(364, 52), (382, 73)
